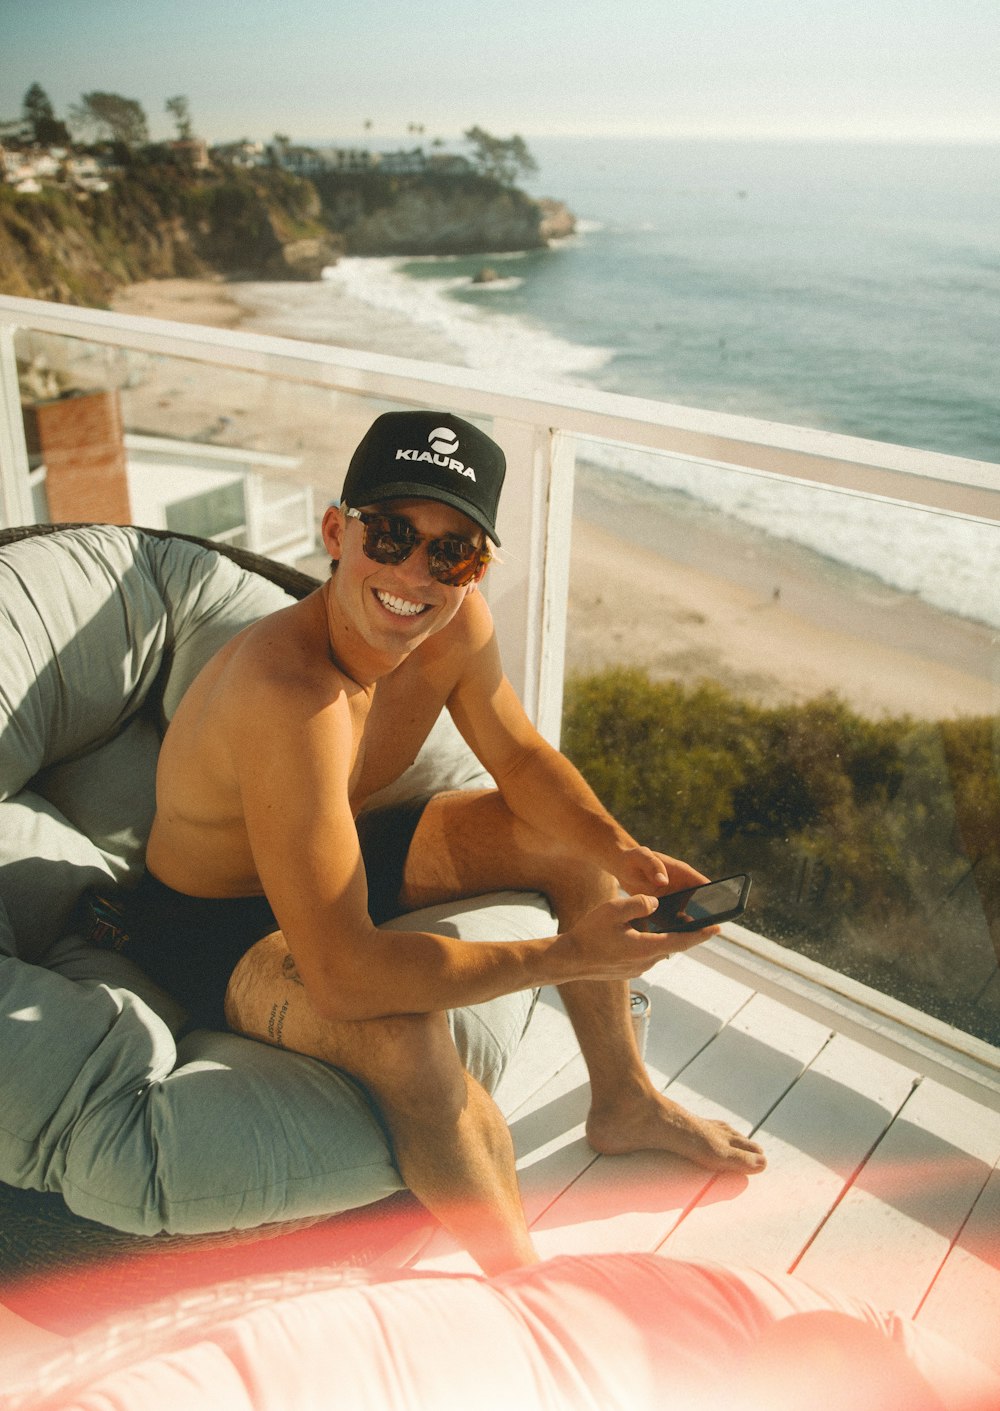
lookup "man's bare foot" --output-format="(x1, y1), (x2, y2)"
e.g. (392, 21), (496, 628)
(586, 1089), (766, 1174)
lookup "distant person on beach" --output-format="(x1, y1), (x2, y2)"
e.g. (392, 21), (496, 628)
(135, 409), (765, 1274)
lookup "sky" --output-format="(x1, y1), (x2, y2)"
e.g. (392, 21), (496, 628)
(3, 0), (998, 148)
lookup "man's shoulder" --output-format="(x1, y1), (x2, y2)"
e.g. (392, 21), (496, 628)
(437, 586), (495, 651)
(217, 596), (352, 716)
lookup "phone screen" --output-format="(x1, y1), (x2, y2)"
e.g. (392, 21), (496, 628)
(644, 874), (751, 933)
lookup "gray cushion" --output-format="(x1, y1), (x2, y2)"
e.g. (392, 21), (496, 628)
(0, 526), (290, 801)
(0, 527), (292, 960)
(2, 896), (542, 1234)
(0, 525), (552, 1236)
(0, 790), (115, 962)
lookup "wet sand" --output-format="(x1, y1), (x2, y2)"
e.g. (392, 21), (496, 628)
(568, 464), (999, 719)
(110, 276), (248, 329)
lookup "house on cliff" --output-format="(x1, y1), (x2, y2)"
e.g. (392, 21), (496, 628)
(167, 137), (211, 170)
(268, 143), (376, 175)
(1, 144), (110, 193)
(210, 140), (265, 168)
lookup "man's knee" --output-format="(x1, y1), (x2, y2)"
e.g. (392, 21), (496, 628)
(356, 1010), (468, 1121)
(401, 786), (611, 917)
(224, 939), (466, 1116)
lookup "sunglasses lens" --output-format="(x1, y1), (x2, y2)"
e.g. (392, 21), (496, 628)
(429, 539), (485, 586)
(361, 516), (416, 565)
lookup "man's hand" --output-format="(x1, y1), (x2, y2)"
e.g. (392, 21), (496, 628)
(613, 846), (709, 900)
(556, 894), (719, 983)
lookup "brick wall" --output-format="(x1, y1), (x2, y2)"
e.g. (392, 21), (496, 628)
(26, 389), (131, 524)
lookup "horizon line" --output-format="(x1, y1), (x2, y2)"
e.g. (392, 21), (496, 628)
(199, 129), (1000, 150)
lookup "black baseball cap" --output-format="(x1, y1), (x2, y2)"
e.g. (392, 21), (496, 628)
(341, 411), (505, 544)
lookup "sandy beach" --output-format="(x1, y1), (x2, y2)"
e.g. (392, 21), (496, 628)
(108, 277), (999, 721)
(111, 275), (247, 329)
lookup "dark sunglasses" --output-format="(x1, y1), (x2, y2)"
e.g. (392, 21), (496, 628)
(345, 507), (492, 587)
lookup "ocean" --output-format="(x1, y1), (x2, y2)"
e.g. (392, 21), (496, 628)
(240, 137), (1000, 630)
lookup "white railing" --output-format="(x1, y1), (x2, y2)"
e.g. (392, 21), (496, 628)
(121, 434), (315, 564)
(2, 293), (999, 743)
(2, 292), (999, 1072)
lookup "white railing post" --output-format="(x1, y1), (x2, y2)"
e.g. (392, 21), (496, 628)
(243, 471), (264, 552)
(536, 428), (575, 745)
(0, 324), (34, 529)
(489, 419), (575, 745)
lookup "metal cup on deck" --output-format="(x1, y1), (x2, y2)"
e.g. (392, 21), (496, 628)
(629, 988), (650, 1059)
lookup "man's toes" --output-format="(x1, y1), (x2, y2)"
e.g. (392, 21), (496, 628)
(716, 1127), (766, 1171)
(729, 1140), (766, 1172)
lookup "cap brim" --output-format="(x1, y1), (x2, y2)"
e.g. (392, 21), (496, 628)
(345, 480), (501, 545)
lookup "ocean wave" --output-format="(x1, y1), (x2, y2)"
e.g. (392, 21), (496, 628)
(238, 245), (999, 632)
(321, 257), (614, 381)
(461, 276), (525, 293)
(585, 440), (1000, 630)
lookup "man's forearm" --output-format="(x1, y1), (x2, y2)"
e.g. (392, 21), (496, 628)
(302, 926), (558, 1021)
(302, 912), (640, 1023)
(494, 741), (635, 874)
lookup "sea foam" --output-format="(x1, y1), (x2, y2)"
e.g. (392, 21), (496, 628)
(238, 245), (1000, 632)
(322, 257), (613, 382)
(588, 441), (1000, 631)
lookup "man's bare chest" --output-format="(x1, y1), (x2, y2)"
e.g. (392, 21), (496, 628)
(348, 662), (454, 808)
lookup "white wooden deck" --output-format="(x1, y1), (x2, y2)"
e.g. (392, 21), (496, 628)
(411, 939), (1000, 1376)
(1, 936), (997, 1389)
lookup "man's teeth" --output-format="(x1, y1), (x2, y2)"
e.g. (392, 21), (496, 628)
(376, 590), (427, 618)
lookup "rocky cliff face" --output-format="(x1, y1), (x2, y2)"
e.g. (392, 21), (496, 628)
(0, 186), (192, 303)
(0, 167), (342, 303)
(314, 171), (574, 256)
(0, 164), (575, 304)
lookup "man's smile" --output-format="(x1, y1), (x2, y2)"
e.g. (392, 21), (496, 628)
(374, 588), (430, 618)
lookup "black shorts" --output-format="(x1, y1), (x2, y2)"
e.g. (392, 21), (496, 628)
(113, 796), (432, 1032)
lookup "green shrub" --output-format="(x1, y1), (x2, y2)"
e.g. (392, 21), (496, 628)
(562, 668), (999, 1042)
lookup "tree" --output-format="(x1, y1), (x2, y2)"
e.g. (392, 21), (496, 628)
(69, 91), (149, 147)
(463, 126), (538, 186)
(166, 94), (193, 141)
(22, 83), (70, 145)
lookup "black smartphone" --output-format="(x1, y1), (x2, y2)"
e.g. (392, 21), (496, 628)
(641, 874), (752, 933)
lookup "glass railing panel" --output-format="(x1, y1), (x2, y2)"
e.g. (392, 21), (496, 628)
(562, 437), (1000, 1046)
(14, 328), (398, 571)
(13, 326), (510, 581)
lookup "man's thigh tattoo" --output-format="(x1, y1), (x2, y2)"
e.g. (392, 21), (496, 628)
(282, 953), (304, 985)
(267, 997), (290, 1046)
(264, 953), (304, 1046)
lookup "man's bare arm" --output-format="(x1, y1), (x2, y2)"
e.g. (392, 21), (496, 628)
(234, 668), (690, 1022)
(446, 598), (709, 898)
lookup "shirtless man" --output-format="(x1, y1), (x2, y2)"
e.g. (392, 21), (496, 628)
(132, 410), (765, 1274)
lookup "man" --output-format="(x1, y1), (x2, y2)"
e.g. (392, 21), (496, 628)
(135, 410), (765, 1275)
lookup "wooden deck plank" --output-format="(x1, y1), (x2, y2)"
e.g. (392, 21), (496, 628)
(495, 989), (579, 1118)
(661, 1033), (920, 1270)
(415, 958), (759, 1273)
(916, 1162), (1000, 1372)
(496, 954), (756, 1115)
(417, 953), (1000, 1355)
(523, 992), (831, 1259)
(793, 1078), (1000, 1315)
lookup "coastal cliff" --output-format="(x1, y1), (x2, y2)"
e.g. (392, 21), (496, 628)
(0, 163), (575, 304)
(0, 167), (340, 304)
(313, 171), (571, 256)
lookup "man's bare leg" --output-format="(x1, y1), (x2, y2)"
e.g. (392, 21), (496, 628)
(401, 790), (765, 1175)
(558, 977), (766, 1170)
(225, 936), (537, 1275)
